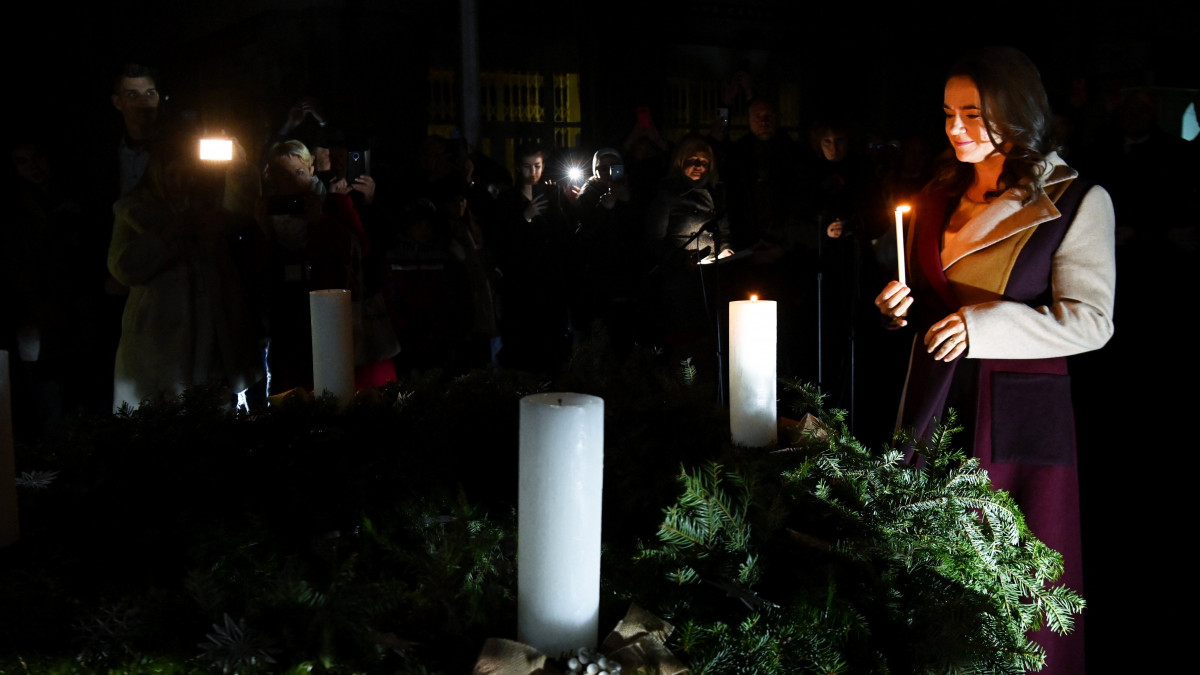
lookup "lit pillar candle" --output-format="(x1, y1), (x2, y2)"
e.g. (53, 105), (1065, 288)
(310, 289), (354, 408)
(729, 297), (777, 447)
(518, 393), (604, 655)
(895, 205), (911, 285)
(0, 351), (18, 546)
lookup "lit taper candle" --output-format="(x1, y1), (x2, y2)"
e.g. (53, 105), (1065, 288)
(895, 205), (911, 285)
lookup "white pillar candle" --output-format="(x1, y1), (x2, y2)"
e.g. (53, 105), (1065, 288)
(894, 205), (910, 286)
(309, 289), (354, 408)
(518, 393), (604, 655)
(729, 297), (777, 447)
(0, 351), (18, 546)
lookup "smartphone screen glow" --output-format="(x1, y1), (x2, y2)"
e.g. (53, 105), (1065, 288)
(199, 138), (233, 161)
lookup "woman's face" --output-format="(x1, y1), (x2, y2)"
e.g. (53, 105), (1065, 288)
(594, 154), (618, 183)
(820, 132), (849, 162)
(683, 153), (711, 182)
(518, 154), (544, 186)
(268, 154), (315, 195)
(944, 76), (1001, 164)
(12, 144), (51, 185)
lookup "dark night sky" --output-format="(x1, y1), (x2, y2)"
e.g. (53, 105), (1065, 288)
(18, 0), (1198, 156)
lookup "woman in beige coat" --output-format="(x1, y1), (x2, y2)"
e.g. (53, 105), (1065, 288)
(109, 138), (263, 410)
(874, 47), (1115, 674)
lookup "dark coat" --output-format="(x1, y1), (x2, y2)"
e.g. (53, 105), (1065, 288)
(646, 176), (731, 261)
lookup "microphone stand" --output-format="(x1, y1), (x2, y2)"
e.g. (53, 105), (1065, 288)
(649, 221), (725, 404)
(816, 214), (825, 394)
(848, 222), (861, 435)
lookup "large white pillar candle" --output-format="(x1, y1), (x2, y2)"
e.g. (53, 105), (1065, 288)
(1, 351), (18, 546)
(729, 297), (777, 447)
(310, 289), (354, 408)
(894, 205), (910, 285)
(518, 393), (605, 655)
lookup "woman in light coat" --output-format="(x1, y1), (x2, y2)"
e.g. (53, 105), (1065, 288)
(874, 46), (1115, 675)
(109, 138), (262, 410)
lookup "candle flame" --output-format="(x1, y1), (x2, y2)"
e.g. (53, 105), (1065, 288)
(895, 204), (911, 214)
(750, 294), (758, 302)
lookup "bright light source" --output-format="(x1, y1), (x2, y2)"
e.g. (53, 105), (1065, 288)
(199, 138), (233, 161)
(567, 166), (584, 183)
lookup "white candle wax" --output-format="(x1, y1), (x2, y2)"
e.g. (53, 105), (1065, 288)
(0, 351), (18, 546)
(729, 298), (777, 447)
(309, 289), (354, 408)
(895, 205), (910, 286)
(518, 393), (605, 655)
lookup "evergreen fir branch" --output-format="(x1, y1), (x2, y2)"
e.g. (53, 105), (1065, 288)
(679, 358), (698, 386)
(926, 409), (964, 457)
(736, 553), (759, 587)
(1037, 586), (1084, 634)
(659, 506), (714, 550)
(197, 613), (278, 674)
(14, 469), (59, 488)
(637, 379), (1086, 673)
(668, 567), (701, 585)
(1024, 539), (1065, 584)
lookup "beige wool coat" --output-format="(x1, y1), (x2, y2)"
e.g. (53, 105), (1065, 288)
(109, 160), (263, 410)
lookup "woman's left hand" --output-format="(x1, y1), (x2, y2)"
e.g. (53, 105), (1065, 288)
(925, 311), (969, 362)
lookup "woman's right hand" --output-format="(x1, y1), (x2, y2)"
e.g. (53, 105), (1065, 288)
(875, 280), (913, 326)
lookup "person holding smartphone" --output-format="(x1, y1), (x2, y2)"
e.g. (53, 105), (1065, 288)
(572, 148), (638, 342)
(108, 137), (262, 410)
(257, 140), (375, 394)
(492, 143), (572, 373)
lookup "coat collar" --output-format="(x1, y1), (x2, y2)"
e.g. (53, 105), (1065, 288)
(941, 152), (1077, 269)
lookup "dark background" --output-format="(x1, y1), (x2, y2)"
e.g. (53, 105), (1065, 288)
(15, 0), (1199, 155)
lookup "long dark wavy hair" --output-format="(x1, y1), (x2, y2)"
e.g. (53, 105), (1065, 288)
(932, 46), (1058, 204)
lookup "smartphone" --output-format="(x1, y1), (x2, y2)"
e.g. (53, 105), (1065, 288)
(345, 149), (371, 183)
(198, 138), (233, 161)
(717, 107), (730, 126)
(609, 164), (625, 182)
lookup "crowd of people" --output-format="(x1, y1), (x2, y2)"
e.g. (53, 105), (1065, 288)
(3, 56), (1197, 451)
